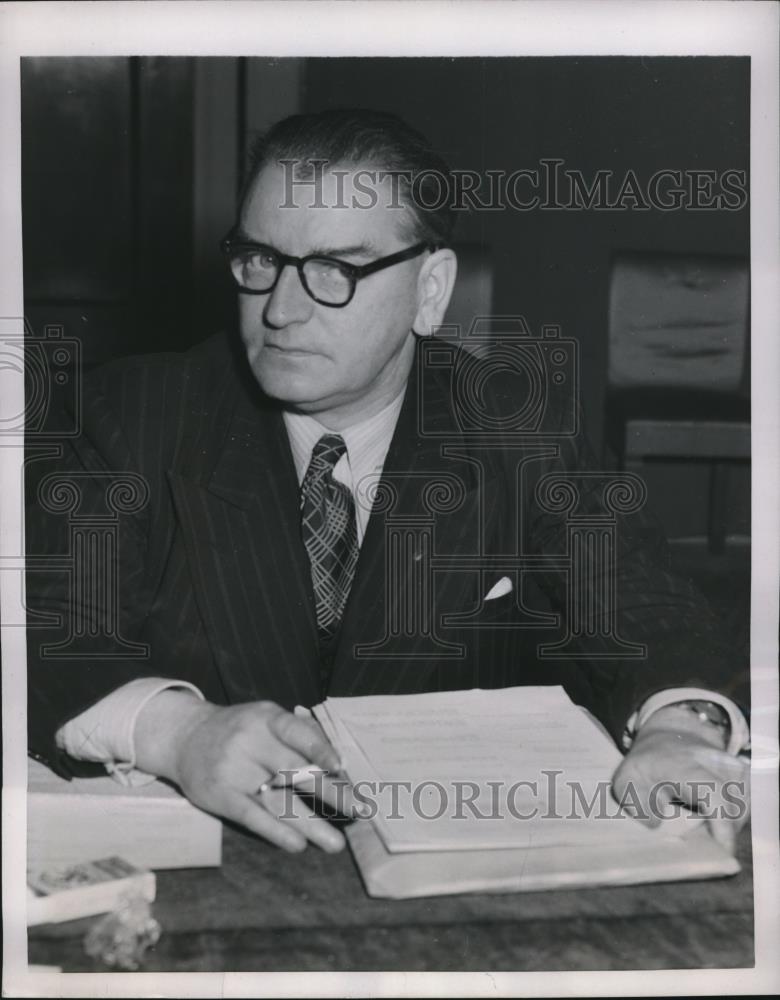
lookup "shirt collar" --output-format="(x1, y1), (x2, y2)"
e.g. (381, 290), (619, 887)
(283, 390), (406, 487)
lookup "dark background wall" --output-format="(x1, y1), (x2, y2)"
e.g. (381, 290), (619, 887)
(21, 55), (750, 540)
(304, 57), (749, 444)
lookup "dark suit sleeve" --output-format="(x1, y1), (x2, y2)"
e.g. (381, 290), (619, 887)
(520, 392), (749, 746)
(26, 375), (164, 776)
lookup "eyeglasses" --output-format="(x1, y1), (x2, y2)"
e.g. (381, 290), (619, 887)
(219, 234), (437, 308)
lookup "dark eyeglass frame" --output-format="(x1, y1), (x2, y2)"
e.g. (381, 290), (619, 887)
(219, 235), (439, 307)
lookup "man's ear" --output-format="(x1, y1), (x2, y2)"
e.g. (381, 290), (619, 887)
(412, 248), (458, 337)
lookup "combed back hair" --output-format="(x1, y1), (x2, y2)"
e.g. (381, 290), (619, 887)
(245, 108), (456, 246)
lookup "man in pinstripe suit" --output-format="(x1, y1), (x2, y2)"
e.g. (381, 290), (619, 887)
(27, 110), (749, 856)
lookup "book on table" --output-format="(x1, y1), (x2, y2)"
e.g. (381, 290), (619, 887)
(27, 757), (222, 871)
(311, 685), (741, 899)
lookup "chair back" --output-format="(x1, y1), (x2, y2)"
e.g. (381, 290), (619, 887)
(608, 252), (749, 395)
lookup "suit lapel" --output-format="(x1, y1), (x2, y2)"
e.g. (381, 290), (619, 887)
(168, 374), (321, 708)
(167, 339), (501, 705)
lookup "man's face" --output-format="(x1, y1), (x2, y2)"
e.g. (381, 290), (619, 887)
(236, 163), (426, 427)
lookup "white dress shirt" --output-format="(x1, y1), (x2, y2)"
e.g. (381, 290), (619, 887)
(55, 389), (749, 780)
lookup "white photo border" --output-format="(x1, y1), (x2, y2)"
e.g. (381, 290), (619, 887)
(2, 2), (778, 997)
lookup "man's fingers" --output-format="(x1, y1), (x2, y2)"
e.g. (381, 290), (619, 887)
(259, 787), (346, 853)
(218, 786), (345, 854)
(285, 772), (366, 818)
(690, 745), (748, 774)
(646, 782), (675, 827)
(706, 812), (738, 854)
(317, 776), (366, 817)
(615, 750), (749, 854)
(221, 748), (310, 795)
(219, 788), (307, 853)
(674, 763), (750, 824)
(698, 780), (743, 855)
(268, 712), (341, 773)
(614, 772), (676, 827)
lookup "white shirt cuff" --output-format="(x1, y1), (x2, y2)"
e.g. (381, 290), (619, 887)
(55, 677), (205, 786)
(623, 687), (750, 755)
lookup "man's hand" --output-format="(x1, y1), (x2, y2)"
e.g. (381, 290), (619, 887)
(134, 690), (353, 853)
(611, 705), (750, 855)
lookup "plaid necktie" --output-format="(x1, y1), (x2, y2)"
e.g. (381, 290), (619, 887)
(300, 433), (359, 641)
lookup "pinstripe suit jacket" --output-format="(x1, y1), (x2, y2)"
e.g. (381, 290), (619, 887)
(26, 331), (747, 776)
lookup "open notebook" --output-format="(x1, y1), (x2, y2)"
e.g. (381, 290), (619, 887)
(312, 686), (740, 899)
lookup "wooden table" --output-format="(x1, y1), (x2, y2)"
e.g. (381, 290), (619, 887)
(28, 823), (754, 973)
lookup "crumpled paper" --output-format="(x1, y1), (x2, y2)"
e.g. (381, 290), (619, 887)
(83, 892), (161, 970)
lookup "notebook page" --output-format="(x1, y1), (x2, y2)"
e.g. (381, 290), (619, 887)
(319, 687), (704, 852)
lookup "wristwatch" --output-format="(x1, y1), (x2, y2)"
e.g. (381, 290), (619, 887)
(672, 699), (731, 742)
(626, 694), (749, 755)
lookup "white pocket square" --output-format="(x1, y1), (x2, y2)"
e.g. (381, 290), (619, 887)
(484, 576), (513, 601)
